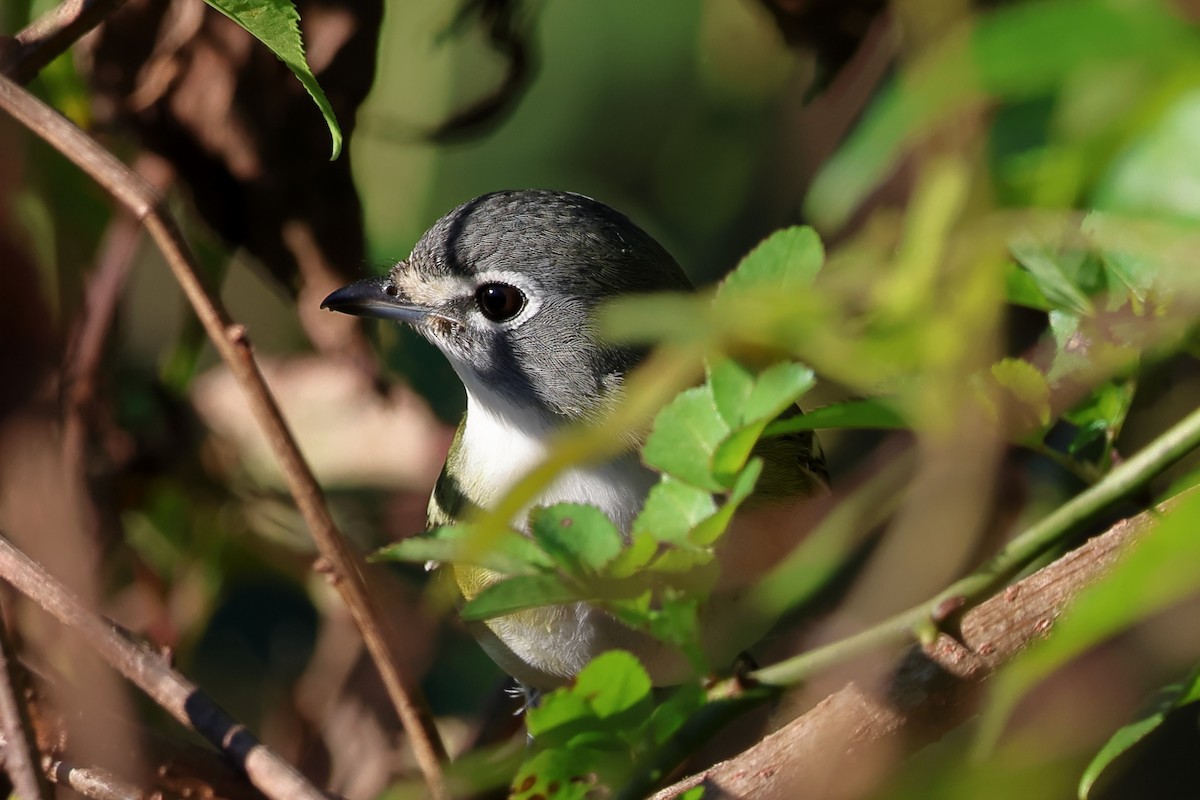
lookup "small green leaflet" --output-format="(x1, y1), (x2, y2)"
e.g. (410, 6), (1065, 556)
(204, 0), (342, 158)
(530, 504), (624, 575)
(718, 226), (824, 299)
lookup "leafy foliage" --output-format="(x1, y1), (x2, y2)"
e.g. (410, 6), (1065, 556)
(203, 0), (342, 158)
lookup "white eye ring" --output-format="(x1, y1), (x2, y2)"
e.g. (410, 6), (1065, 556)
(471, 270), (541, 328)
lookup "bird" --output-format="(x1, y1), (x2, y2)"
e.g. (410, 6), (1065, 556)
(321, 189), (825, 691)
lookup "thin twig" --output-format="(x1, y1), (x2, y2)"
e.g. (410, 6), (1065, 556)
(0, 608), (52, 800)
(0, 74), (449, 797)
(751, 402), (1200, 686)
(45, 759), (148, 800)
(0, 0), (130, 84)
(0, 533), (325, 800)
(650, 488), (1173, 799)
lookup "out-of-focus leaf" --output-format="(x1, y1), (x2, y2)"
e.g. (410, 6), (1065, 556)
(372, 526), (552, 574)
(1005, 261), (1055, 310)
(1064, 380), (1136, 463)
(981, 490), (1200, 751)
(460, 574), (581, 621)
(1010, 241), (1094, 316)
(807, 0), (1198, 229)
(1094, 90), (1200, 221)
(204, 0), (343, 158)
(718, 226), (824, 299)
(990, 357), (1052, 429)
(763, 398), (907, 435)
(530, 504), (624, 575)
(1079, 663), (1200, 799)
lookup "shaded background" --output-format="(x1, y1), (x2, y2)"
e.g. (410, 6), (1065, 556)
(1, 0), (1199, 798)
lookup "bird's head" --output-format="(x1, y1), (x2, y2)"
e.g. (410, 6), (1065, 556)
(322, 190), (692, 424)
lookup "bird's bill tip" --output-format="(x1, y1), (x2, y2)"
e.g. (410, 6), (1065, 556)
(321, 276), (431, 324)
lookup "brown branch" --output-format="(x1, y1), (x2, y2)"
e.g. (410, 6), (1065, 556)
(0, 74), (449, 798)
(652, 497), (1162, 799)
(45, 759), (148, 800)
(0, 610), (52, 800)
(0, 0), (131, 84)
(0, 533), (326, 800)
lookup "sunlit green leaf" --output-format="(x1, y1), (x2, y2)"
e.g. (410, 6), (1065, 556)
(990, 357), (1052, 429)
(204, 0), (342, 158)
(530, 504), (624, 575)
(643, 385), (729, 491)
(631, 478), (717, 546)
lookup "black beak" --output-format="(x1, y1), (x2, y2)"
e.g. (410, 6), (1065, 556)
(321, 276), (431, 324)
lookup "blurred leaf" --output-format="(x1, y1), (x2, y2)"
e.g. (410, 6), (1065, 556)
(643, 385), (729, 492)
(460, 574), (580, 621)
(203, 0), (343, 158)
(372, 525), (552, 575)
(1064, 379), (1136, 463)
(530, 504), (624, 575)
(1079, 662), (1200, 799)
(763, 398), (907, 435)
(981, 489), (1200, 752)
(1010, 241), (1095, 316)
(991, 357), (1052, 429)
(1094, 90), (1200, 221)
(1005, 260), (1055, 311)
(807, 0), (1199, 229)
(718, 226), (824, 299)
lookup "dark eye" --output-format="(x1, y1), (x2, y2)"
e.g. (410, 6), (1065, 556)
(475, 283), (526, 322)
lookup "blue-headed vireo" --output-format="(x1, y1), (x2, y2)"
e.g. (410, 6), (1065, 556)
(322, 190), (825, 690)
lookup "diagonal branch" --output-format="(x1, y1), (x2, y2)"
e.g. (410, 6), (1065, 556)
(652, 490), (1170, 799)
(0, 73), (449, 799)
(0, 0), (130, 85)
(0, 533), (325, 800)
(0, 607), (52, 800)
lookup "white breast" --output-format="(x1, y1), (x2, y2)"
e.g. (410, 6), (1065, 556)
(456, 387), (653, 532)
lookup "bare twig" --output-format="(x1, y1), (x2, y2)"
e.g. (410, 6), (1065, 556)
(46, 759), (148, 800)
(0, 75), (448, 798)
(650, 495), (1167, 799)
(0, 533), (325, 800)
(0, 0), (130, 84)
(0, 610), (52, 800)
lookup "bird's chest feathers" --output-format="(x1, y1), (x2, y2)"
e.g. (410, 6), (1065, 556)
(450, 393), (651, 533)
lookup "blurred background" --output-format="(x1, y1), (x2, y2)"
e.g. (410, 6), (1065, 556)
(1, 0), (1199, 798)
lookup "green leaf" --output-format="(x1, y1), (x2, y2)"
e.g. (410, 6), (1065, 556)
(981, 490), (1200, 753)
(990, 357), (1052, 430)
(530, 504), (624, 575)
(460, 574), (581, 621)
(573, 650), (654, 719)
(204, 0), (342, 158)
(371, 525), (552, 575)
(762, 398), (907, 435)
(689, 459), (762, 547)
(806, 0), (1194, 229)
(631, 478), (717, 547)
(1079, 663), (1200, 799)
(1005, 260), (1055, 310)
(718, 226), (824, 299)
(643, 385), (729, 491)
(1009, 241), (1095, 316)
(1094, 90), (1200, 222)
